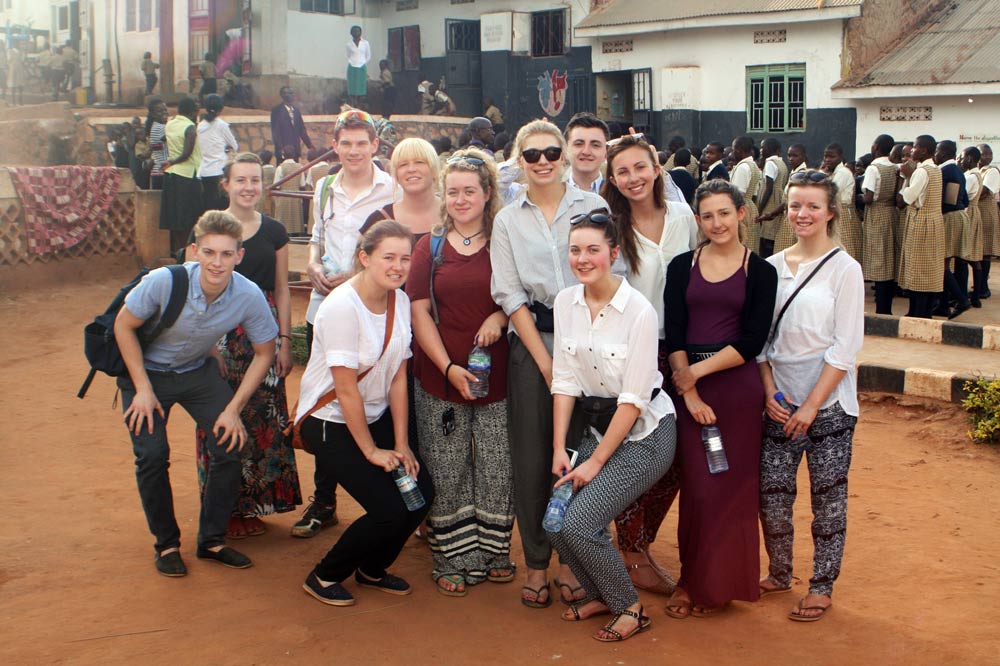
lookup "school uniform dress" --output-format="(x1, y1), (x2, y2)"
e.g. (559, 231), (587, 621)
(773, 163), (807, 254)
(898, 160), (945, 294)
(549, 279), (677, 613)
(731, 157), (763, 254)
(406, 234), (514, 584)
(833, 163), (863, 263)
(490, 185), (607, 570)
(613, 202), (698, 553)
(759, 156), (789, 251)
(273, 159), (306, 234)
(980, 165), (1000, 258)
(759, 247), (864, 598)
(861, 158), (899, 283)
(961, 169), (985, 263)
(939, 160), (969, 259)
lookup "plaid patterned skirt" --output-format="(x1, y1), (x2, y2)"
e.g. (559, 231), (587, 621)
(743, 200), (760, 255)
(981, 197), (999, 257)
(943, 209), (966, 258)
(898, 207), (945, 292)
(960, 204), (984, 262)
(862, 201), (897, 282)
(837, 201), (863, 264)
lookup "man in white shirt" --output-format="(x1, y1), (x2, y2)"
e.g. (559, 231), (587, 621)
(296, 109), (394, 538)
(563, 112), (609, 194)
(346, 25), (372, 108)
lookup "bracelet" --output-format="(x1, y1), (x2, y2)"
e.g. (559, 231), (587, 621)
(279, 334), (292, 340)
(445, 362), (454, 377)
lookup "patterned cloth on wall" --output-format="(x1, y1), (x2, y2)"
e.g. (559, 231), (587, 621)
(8, 166), (121, 255)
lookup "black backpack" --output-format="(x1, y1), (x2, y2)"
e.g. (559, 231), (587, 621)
(78, 264), (189, 398)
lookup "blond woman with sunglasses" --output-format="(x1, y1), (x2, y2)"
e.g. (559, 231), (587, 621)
(490, 119), (609, 608)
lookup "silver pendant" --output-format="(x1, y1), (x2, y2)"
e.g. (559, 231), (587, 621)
(463, 238), (471, 245)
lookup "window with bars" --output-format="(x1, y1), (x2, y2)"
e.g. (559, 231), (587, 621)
(746, 64), (806, 133)
(300, 0), (354, 14)
(448, 20), (480, 52)
(125, 0), (159, 32)
(531, 9), (568, 57)
(387, 25), (421, 72)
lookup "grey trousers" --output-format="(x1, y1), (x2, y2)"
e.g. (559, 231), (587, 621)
(507, 334), (587, 570)
(548, 415), (677, 612)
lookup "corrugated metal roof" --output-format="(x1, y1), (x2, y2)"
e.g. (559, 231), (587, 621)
(577, 0), (863, 29)
(840, 0), (1000, 87)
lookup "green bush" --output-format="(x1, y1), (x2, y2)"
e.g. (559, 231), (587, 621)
(962, 378), (1000, 444)
(291, 324), (309, 366)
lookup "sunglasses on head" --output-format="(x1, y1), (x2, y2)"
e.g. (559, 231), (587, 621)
(521, 146), (563, 163)
(570, 208), (613, 226)
(446, 155), (485, 166)
(788, 169), (831, 184)
(336, 109), (375, 129)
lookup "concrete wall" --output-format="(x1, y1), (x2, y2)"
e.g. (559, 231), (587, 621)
(842, 0), (949, 83)
(853, 95), (1000, 157)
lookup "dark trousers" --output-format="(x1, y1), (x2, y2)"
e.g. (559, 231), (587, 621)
(145, 73), (158, 94)
(306, 321), (338, 506)
(874, 280), (895, 315)
(118, 362), (241, 552)
(954, 260), (984, 301)
(907, 291), (934, 318)
(302, 413), (433, 582)
(982, 259), (993, 296)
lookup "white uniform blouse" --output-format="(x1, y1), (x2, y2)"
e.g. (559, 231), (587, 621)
(759, 248), (865, 416)
(551, 278), (675, 441)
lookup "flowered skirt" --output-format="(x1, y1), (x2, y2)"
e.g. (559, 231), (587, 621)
(196, 291), (302, 516)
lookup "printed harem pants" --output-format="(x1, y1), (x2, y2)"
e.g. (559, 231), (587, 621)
(547, 415), (676, 612)
(414, 380), (515, 583)
(759, 401), (856, 597)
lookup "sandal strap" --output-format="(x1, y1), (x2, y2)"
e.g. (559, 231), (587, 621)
(618, 608), (640, 621)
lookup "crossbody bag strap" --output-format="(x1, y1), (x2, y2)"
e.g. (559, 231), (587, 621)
(769, 248), (841, 344)
(291, 290), (397, 427)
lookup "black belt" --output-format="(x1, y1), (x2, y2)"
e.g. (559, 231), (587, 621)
(686, 342), (728, 365)
(580, 389), (661, 436)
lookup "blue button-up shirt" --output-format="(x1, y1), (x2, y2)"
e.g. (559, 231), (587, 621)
(125, 262), (278, 373)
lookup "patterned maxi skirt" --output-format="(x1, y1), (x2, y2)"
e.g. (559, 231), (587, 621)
(196, 292), (302, 517)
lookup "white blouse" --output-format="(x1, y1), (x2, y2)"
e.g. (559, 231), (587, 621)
(759, 248), (865, 416)
(628, 202), (698, 338)
(297, 284), (413, 425)
(551, 278), (675, 441)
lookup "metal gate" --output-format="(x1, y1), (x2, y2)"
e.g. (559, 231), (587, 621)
(445, 19), (481, 117)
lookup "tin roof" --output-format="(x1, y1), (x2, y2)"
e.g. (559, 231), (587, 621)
(577, 0), (864, 30)
(838, 0), (1000, 88)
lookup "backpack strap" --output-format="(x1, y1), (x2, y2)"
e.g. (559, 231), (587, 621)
(319, 174), (335, 221)
(768, 248), (840, 346)
(145, 264), (189, 342)
(429, 231), (446, 325)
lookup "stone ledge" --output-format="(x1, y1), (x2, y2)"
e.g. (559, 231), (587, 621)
(865, 313), (997, 350)
(857, 362), (987, 404)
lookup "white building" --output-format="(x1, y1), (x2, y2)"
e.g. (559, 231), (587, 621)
(833, 0), (1000, 156)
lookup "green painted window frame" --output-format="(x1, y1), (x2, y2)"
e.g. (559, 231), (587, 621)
(746, 63), (806, 133)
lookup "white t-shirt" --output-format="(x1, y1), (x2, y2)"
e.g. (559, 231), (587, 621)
(832, 163), (855, 205)
(861, 156), (895, 199)
(759, 248), (865, 417)
(297, 284), (413, 425)
(197, 118), (239, 178)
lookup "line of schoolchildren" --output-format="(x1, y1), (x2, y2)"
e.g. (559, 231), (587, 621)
(112, 109), (994, 643)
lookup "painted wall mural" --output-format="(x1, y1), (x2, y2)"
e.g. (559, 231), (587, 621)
(537, 69), (568, 117)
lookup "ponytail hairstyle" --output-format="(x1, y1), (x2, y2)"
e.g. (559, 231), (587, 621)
(203, 94), (224, 122)
(601, 134), (664, 275)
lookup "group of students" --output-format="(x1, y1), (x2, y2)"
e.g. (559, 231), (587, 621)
(114, 107), (874, 644)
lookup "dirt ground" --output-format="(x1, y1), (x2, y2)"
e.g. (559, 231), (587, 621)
(1, 268), (999, 666)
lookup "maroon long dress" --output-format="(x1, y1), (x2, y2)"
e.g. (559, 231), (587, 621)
(675, 251), (763, 607)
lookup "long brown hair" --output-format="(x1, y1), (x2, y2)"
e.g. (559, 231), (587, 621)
(436, 147), (500, 241)
(600, 135), (664, 275)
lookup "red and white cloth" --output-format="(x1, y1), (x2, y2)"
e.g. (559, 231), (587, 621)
(8, 166), (121, 255)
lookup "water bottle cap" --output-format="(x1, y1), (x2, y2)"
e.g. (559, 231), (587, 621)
(774, 391), (785, 401)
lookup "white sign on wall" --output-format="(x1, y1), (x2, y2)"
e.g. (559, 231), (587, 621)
(481, 12), (512, 52)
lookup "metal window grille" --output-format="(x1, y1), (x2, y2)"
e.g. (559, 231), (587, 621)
(746, 64), (806, 133)
(447, 20), (480, 52)
(531, 9), (567, 57)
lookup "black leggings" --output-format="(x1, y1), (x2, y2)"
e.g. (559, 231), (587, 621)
(301, 412), (433, 582)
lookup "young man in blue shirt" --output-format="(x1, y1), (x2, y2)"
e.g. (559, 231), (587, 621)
(115, 211), (278, 576)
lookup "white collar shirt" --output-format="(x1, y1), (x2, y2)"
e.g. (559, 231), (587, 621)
(308, 166), (395, 321)
(346, 39), (371, 68)
(629, 202), (698, 338)
(730, 156), (756, 193)
(965, 168), (981, 201)
(705, 160), (724, 180)
(551, 278), (675, 440)
(861, 156), (895, 199)
(760, 248), (865, 417)
(832, 163), (855, 204)
(901, 158), (936, 208)
(763, 155), (781, 180)
(196, 118), (239, 178)
(570, 172), (604, 194)
(981, 164), (1000, 193)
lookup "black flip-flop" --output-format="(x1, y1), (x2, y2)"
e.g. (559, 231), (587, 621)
(521, 581), (552, 608)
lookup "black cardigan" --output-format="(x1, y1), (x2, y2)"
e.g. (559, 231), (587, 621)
(663, 249), (778, 361)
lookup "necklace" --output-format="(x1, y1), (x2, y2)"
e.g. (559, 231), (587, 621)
(453, 227), (484, 246)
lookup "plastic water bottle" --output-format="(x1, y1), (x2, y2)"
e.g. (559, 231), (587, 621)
(542, 450), (579, 533)
(322, 255), (340, 278)
(701, 425), (729, 474)
(391, 464), (425, 512)
(467, 343), (491, 399)
(774, 392), (812, 449)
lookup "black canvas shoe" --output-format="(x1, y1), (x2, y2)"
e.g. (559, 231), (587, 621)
(155, 551), (187, 577)
(196, 546), (253, 569)
(303, 572), (355, 606)
(355, 569), (412, 596)
(291, 497), (338, 538)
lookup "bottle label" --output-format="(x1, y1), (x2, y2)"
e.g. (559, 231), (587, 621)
(706, 436), (723, 452)
(395, 475), (417, 493)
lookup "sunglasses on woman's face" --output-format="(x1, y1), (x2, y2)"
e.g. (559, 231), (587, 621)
(521, 146), (563, 163)
(788, 169), (830, 184)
